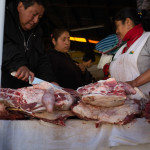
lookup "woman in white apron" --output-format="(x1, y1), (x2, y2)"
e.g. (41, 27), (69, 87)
(110, 7), (150, 98)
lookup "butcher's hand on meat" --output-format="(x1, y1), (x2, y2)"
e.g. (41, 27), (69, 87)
(118, 81), (136, 95)
(42, 87), (55, 113)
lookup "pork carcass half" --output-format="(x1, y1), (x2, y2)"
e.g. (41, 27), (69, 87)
(0, 83), (77, 112)
(0, 87), (75, 125)
(77, 78), (127, 107)
(0, 82), (79, 126)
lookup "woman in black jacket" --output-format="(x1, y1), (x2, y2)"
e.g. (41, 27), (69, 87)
(47, 28), (94, 90)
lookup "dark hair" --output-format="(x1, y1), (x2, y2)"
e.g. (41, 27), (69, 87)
(19, 0), (46, 9)
(83, 52), (95, 62)
(114, 7), (141, 25)
(50, 28), (70, 48)
(141, 9), (150, 31)
(51, 28), (70, 41)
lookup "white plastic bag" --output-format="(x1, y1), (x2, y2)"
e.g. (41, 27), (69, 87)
(97, 54), (113, 69)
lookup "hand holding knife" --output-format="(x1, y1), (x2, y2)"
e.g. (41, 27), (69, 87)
(11, 71), (62, 89)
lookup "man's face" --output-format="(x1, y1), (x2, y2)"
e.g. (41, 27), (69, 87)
(17, 2), (45, 31)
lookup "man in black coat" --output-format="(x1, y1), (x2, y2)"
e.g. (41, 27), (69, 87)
(2, 0), (57, 88)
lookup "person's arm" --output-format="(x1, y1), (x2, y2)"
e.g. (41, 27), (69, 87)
(127, 36), (150, 88)
(76, 63), (86, 72)
(127, 69), (150, 87)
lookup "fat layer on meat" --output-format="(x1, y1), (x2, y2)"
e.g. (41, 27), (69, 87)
(77, 78), (127, 107)
(72, 100), (140, 124)
(82, 94), (126, 107)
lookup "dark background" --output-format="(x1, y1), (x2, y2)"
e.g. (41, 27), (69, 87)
(6, 0), (138, 52)
(41, 0), (137, 52)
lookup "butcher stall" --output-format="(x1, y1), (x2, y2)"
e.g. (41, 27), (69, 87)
(0, 1), (150, 150)
(1, 78), (150, 150)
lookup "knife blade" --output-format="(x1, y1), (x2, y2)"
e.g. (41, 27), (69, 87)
(30, 76), (62, 89)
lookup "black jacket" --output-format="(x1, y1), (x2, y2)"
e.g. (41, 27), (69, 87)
(2, 1), (56, 88)
(47, 49), (94, 90)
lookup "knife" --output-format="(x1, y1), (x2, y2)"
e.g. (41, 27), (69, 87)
(30, 76), (62, 89)
(11, 71), (62, 89)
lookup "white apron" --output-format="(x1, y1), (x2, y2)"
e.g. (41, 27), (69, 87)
(110, 32), (150, 98)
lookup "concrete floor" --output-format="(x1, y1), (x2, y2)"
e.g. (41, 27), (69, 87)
(87, 64), (104, 81)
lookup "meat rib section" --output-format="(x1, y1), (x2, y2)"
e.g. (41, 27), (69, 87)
(0, 88), (23, 108)
(72, 100), (141, 126)
(0, 88), (46, 113)
(77, 78), (126, 107)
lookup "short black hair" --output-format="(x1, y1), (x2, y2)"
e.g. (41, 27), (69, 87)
(51, 27), (70, 41)
(83, 52), (95, 62)
(19, 0), (46, 9)
(50, 27), (70, 48)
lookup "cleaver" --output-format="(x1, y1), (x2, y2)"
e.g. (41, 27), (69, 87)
(11, 71), (62, 89)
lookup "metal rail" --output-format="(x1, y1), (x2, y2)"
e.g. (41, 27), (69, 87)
(0, 0), (6, 87)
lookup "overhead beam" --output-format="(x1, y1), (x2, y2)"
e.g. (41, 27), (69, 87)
(70, 24), (104, 32)
(47, 3), (123, 8)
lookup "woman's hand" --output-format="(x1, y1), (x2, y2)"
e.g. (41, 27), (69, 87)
(15, 66), (34, 82)
(76, 63), (86, 72)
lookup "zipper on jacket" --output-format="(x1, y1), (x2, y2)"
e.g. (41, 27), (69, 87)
(19, 26), (33, 52)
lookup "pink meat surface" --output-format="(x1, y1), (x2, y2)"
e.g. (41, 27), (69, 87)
(77, 78), (125, 96)
(0, 87), (46, 113)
